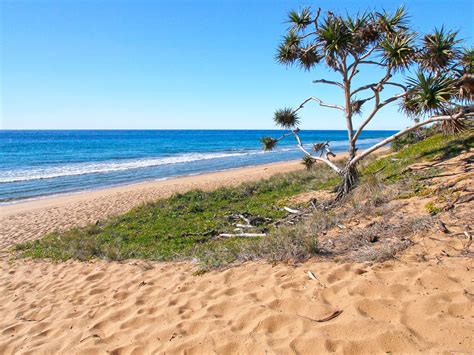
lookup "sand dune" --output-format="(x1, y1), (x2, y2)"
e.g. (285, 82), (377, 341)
(1, 150), (472, 354)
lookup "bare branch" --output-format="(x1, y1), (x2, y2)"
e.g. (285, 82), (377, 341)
(350, 111), (469, 165)
(351, 69), (393, 97)
(378, 91), (407, 107)
(291, 130), (342, 173)
(385, 82), (408, 90)
(352, 89), (380, 143)
(348, 47), (377, 80)
(309, 7), (321, 32)
(294, 96), (345, 112)
(299, 31), (317, 39)
(358, 60), (385, 67)
(312, 79), (344, 89)
(275, 131), (294, 142)
(352, 89), (408, 143)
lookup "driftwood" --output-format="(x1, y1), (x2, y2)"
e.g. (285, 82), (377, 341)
(283, 206), (301, 214)
(218, 233), (266, 238)
(235, 224), (254, 229)
(437, 220), (450, 234)
(297, 310), (343, 323)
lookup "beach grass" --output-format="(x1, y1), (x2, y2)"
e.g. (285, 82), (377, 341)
(15, 132), (473, 268)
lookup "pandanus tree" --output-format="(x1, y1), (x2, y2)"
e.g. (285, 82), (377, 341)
(262, 6), (473, 199)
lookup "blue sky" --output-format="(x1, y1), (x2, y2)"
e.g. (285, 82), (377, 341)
(1, 0), (472, 130)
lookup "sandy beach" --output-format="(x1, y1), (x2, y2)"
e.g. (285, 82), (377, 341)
(1, 150), (473, 354)
(0, 160), (305, 250)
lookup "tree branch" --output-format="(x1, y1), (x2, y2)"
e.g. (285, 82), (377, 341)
(358, 60), (385, 67)
(352, 89), (380, 143)
(313, 8), (321, 31)
(350, 111), (469, 166)
(294, 96), (345, 113)
(384, 82), (407, 90)
(299, 31), (318, 39)
(312, 79), (344, 89)
(347, 47), (377, 80)
(351, 69), (392, 97)
(291, 131), (342, 173)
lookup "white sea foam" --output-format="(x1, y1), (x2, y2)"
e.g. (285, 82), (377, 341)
(0, 151), (262, 183)
(0, 137), (384, 183)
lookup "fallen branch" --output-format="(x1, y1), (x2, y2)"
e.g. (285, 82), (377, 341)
(297, 309), (343, 323)
(437, 220), (450, 234)
(283, 206), (301, 214)
(457, 193), (474, 205)
(238, 214), (251, 225)
(235, 224), (254, 229)
(218, 233), (266, 238)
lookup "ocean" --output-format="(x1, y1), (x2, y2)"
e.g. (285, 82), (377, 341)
(0, 130), (396, 204)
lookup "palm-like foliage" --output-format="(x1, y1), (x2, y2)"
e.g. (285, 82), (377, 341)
(301, 155), (315, 170)
(287, 7), (313, 31)
(274, 108), (300, 128)
(460, 47), (474, 74)
(350, 100), (365, 115)
(379, 32), (416, 71)
(346, 13), (379, 53)
(275, 32), (300, 65)
(260, 137), (278, 151)
(318, 16), (352, 66)
(376, 6), (409, 35)
(298, 45), (322, 70)
(402, 72), (456, 117)
(419, 27), (460, 73)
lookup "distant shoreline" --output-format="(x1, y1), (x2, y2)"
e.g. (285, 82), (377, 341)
(0, 159), (304, 208)
(0, 158), (305, 216)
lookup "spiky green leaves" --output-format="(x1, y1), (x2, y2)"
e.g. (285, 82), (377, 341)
(441, 118), (469, 135)
(402, 72), (456, 117)
(419, 28), (461, 72)
(287, 7), (313, 31)
(376, 6), (409, 35)
(260, 137), (278, 151)
(301, 155), (315, 170)
(276, 32), (321, 69)
(379, 32), (416, 71)
(460, 47), (474, 74)
(274, 108), (300, 128)
(298, 46), (322, 70)
(350, 100), (364, 115)
(318, 16), (352, 62)
(346, 13), (380, 53)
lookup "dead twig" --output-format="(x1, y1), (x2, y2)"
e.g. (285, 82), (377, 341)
(297, 309), (343, 323)
(217, 233), (266, 238)
(437, 220), (450, 234)
(283, 206), (301, 214)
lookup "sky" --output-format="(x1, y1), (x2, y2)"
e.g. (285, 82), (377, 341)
(1, 0), (473, 130)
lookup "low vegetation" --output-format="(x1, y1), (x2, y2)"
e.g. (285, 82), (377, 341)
(15, 131), (473, 271)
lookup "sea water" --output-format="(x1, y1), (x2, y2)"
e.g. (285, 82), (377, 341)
(0, 130), (395, 203)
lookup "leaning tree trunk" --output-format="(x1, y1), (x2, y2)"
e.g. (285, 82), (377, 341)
(335, 162), (359, 200)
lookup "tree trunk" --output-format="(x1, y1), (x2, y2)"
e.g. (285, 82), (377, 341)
(336, 162), (359, 200)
